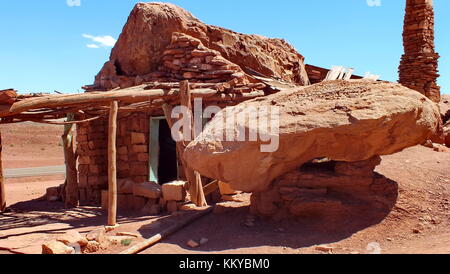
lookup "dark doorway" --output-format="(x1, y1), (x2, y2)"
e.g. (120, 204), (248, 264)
(157, 119), (178, 184)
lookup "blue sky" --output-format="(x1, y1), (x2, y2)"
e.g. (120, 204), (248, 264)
(0, 0), (448, 94)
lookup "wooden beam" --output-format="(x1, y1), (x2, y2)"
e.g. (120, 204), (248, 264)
(107, 101), (118, 226)
(0, 130), (5, 212)
(1, 86), (217, 118)
(62, 114), (79, 208)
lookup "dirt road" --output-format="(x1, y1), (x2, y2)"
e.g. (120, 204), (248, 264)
(4, 166), (65, 178)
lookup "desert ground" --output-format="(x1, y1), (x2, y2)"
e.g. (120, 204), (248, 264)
(0, 122), (449, 254)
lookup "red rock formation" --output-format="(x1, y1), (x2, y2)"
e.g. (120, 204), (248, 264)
(93, 2), (309, 90)
(184, 80), (441, 193)
(250, 157), (398, 220)
(399, 0), (440, 103)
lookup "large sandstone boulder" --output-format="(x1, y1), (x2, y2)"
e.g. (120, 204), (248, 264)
(184, 80), (441, 192)
(439, 94), (450, 123)
(94, 2), (309, 89)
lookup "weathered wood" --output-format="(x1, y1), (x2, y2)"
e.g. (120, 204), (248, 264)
(1, 86), (217, 118)
(1, 116), (102, 125)
(0, 130), (5, 212)
(62, 114), (79, 208)
(120, 206), (213, 254)
(179, 81), (207, 207)
(108, 101), (118, 226)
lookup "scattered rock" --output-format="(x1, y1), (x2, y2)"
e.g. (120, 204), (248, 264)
(162, 181), (187, 201)
(86, 229), (107, 244)
(83, 241), (101, 253)
(315, 245), (333, 253)
(179, 203), (198, 211)
(42, 240), (75, 255)
(133, 181), (162, 199)
(187, 240), (200, 248)
(105, 224), (120, 232)
(56, 231), (88, 247)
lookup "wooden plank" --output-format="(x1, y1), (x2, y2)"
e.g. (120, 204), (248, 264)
(0, 130), (5, 212)
(62, 114), (79, 208)
(108, 101), (118, 226)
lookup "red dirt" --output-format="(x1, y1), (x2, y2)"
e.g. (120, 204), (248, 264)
(0, 122), (64, 169)
(1, 122), (450, 254)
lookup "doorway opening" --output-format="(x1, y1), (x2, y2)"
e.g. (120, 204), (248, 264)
(149, 117), (178, 184)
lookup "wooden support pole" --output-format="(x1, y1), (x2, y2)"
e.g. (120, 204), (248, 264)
(108, 101), (118, 226)
(62, 113), (79, 208)
(178, 81), (207, 207)
(0, 130), (6, 212)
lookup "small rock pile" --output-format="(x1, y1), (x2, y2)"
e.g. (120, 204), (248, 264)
(100, 179), (191, 215)
(42, 230), (136, 254)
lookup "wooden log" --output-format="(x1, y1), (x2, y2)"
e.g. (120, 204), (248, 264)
(120, 206), (213, 254)
(0, 130), (5, 212)
(62, 114), (79, 208)
(108, 101), (118, 226)
(1, 116), (102, 125)
(1, 86), (217, 118)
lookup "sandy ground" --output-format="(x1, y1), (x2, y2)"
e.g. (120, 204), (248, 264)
(0, 122), (64, 169)
(1, 123), (450, 254)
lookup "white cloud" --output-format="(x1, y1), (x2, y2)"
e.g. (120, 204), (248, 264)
(67, 0), (81, 7)
(86, 44), (100, 49)
(82, 34), (117, 48)
(366, 0), (382, 7)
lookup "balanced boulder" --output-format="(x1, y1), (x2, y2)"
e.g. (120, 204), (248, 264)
(184, 80), (441, 192)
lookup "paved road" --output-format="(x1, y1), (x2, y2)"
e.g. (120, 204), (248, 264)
(4, 165), (65, 179)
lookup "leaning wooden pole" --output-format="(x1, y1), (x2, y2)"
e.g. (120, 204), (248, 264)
(179, 81), (207, 207)
(62, 113), (79, 208)
(120, 206), (213, 254)
(107, 101), (118, 226)
(0, 130), (6, 212)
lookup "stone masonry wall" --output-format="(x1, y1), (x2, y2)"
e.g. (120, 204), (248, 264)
(77, 113), (150, 205)
(399, 0), (440, 103)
